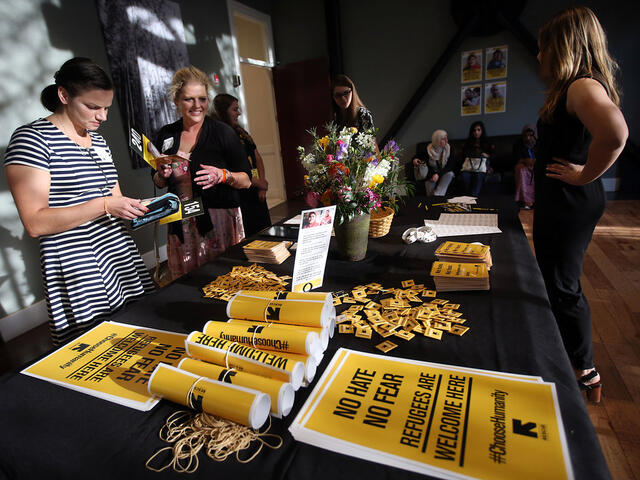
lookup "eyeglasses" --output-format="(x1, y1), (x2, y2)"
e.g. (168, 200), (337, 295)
(333, 89), (352, 99)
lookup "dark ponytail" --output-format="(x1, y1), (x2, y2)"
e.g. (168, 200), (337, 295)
(40, 57), (113, 112)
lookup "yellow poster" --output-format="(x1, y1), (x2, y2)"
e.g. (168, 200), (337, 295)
(22, 321), (187, 410)
(290, 349), (572, 480)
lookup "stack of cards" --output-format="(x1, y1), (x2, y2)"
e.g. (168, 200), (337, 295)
(430, 261), (490, 291)
(435, 241), (492, 268)
(243, 240), (292, 264)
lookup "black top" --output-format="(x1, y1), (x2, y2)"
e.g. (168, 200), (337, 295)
(153, 116), (251, 210)
(534, 76), (605, 220)
(337, 107), (375, 132)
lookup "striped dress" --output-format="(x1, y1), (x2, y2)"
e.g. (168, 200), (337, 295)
(5, 118), (154, 345)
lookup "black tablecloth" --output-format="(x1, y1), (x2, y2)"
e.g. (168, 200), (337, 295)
(0, 195), (610, 480)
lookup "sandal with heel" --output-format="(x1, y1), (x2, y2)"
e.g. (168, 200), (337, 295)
(578, 370), (602, 403)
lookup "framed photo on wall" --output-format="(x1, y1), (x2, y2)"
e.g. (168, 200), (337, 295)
(461, 49), (482, 83)
(461, 84), (482, 116)
(485, 81), (507, 114)
(96, 0), (189, 168)
(486, 45), (508, 79)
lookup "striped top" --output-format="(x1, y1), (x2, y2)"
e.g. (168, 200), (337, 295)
(5, 118), (154, 345)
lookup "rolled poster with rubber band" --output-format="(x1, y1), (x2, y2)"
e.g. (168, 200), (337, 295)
(177, 358), (295, 418)
(148, 363), (270, 429)
(203, 320), (322, 357)
(185, 331), (305, 389)
(226, 291), (334, 328)
(226, 318), (330, 351)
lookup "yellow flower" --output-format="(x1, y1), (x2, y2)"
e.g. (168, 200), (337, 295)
(349, 127), (358, 134)
(317, 136), (329, 150)
(369, 174), (384, 188)
(304, 175), (309, 185)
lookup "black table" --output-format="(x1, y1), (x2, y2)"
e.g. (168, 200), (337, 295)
(0, 195), (610, 480)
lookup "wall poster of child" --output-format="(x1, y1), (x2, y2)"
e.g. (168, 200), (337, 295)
(486, 45), (508, 79)
(461, 85), (482, 116)
(461, 49), (483, 83)
(485, 81), (507, 114)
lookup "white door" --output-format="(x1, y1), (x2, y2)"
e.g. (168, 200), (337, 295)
(228, 1), (286, 209)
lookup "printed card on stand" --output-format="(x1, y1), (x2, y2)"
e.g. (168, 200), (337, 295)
(291, 206), (336, 292)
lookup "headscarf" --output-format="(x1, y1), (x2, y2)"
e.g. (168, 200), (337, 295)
(427, 129), (451, 168)
(521, 124), (537, 149)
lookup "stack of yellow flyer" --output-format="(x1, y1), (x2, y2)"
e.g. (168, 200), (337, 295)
(430, 261), (490, 291)
(435, 241), (492, 268)
(243, 240), (292, 264)
(289, 348), (573, 480)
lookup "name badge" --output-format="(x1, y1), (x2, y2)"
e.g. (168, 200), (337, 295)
(162, 137), (174, 153)
(251, 168), (259, 179)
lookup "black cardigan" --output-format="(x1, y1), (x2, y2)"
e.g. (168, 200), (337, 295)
(153, 116), (251, 238)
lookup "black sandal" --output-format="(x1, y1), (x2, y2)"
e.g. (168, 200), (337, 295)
(578, 370), (602, 403)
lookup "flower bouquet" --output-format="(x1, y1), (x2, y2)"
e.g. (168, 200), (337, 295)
(298, 123), (409, 226)
(298, 123), (410, 259)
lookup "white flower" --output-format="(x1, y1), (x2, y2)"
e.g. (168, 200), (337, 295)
(355, 132), (376, 152)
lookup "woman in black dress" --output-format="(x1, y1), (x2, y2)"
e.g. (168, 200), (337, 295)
(213, 93), (271, 237)
(534, 6), (628, 402)
(460, 121), (493, 197)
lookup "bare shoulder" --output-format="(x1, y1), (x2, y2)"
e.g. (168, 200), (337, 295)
(567, 77), (612, 115)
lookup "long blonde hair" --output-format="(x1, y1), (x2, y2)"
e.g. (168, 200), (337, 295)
(538, 6), (620, 122)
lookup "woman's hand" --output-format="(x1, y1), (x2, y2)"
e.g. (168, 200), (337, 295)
(195, 166), (225, 190)
(258, 189), (267, 202)
(431, 173), (439, 182)
(253, 177), (268, 191)
(158, 164), (172, 179)
(481, 152), (490, 158)
(105, 195), (149, 220)
(545, 157), (585, 185)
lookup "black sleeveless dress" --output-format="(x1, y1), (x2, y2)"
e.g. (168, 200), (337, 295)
(533, 77), (607, 370)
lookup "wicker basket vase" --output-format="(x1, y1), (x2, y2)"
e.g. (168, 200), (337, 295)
(368, 207), (395, 238)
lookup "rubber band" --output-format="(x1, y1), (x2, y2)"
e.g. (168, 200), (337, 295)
(145, 410), (283, 473)
(187, 378), (206, 410)
(223, 342), (238, 369)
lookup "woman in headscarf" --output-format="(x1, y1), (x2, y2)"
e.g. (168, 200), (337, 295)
(412, 129), (456, 197)
(513, 124), (537, 209)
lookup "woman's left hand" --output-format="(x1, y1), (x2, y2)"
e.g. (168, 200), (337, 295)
(546, 157), (585, 185)
(195, 166), (224, 190)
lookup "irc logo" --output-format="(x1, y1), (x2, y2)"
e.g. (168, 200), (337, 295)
(512, 419), (538, 438)
(70, 343), (90, 352)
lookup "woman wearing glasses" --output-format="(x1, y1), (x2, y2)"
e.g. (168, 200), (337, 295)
(330, 74), (374, 132)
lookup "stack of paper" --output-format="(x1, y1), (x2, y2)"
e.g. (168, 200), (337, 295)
(430, 261), (490, 291)
(426, 213), (501, 237)
(290, 348), (573, 480)
(435, 241), (492, 268)
(243, 240), (291, 264)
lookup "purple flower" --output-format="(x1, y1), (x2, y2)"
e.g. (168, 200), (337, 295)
(383, 140), (399, 154)
(336, 140), (348, 161)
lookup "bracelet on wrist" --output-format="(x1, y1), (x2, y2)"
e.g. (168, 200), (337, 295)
(104, 196), (109, 215)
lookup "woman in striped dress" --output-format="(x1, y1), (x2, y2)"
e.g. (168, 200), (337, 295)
(4, 57), (154, 345)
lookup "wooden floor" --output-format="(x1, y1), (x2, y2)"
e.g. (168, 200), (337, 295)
(519, 200), (640, 480)
(1, 199), (638, 479)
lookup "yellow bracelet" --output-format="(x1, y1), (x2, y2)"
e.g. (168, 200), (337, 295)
(104, 196), (109, 215)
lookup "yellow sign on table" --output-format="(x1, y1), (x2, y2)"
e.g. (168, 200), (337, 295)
(290, 348), (572, 480)
(21, 321), (187, 410)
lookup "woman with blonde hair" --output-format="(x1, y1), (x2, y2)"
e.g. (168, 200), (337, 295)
(533, 6), (628, 402)
(152, 66), (251, 280)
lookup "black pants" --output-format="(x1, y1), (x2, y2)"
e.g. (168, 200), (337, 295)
(533, 208), (601, 370)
